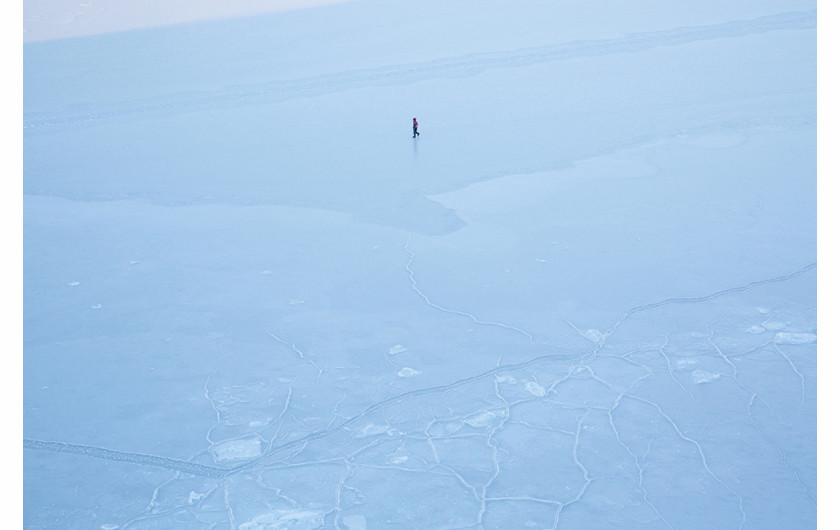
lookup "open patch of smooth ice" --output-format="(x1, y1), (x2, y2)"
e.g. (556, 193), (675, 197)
(211, 436), (263, 463)
(674, 132), (746, 149)
(774, 332), (817, 345)
(342, 514), (368, 530)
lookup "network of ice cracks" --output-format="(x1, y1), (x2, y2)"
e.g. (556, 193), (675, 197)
(28, 257), (815, 530)
(21, 6), (817, 528)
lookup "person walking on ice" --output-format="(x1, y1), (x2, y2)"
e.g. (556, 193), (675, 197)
(413, 117), (420, 138)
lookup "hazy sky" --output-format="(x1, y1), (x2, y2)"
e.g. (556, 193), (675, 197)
(23, 0), (352, 42)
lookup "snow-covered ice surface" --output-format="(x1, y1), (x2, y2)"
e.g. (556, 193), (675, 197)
(23, 1), (816, 528)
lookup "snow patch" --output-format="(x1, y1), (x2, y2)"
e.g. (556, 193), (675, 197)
(188, 491), (205, 504)
(692, 370), (720, 384)
(239, 510), (322, 530)
(397, 367), (421, 377)
(465, 410), (501, 427)
(774, 332), (816, 345)
(355, 423), (390, 438)
(388, 344), (407, 355)
(764, 321), (788, 331)
(525, 381), (546, 397)
(211, 436), (262, 463)
(746, 325), (765, 334)
(674, 358), (698, 372)
(584, 329), (604, 343)
(428, 420), (463, 437)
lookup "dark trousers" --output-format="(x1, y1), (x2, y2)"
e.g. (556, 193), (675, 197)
(413, 127), (419, 137)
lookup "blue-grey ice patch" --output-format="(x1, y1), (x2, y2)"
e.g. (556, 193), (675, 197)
(342, 514), (367, 530)
(692, 370), (721, 384)
(239, 510), (322, 530)
(91, 303), (102, 309)
(397, 367), (421, 377)
(67, 281), (80, 286)
(774, 332), (817, 345)
(259, 270), (272, 275)
(524, 381), (547, 397)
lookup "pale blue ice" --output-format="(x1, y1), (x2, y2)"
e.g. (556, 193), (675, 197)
(23, 1), (817, 528)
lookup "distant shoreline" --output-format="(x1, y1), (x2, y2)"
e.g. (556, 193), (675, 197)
(23, 0), (352, 43)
